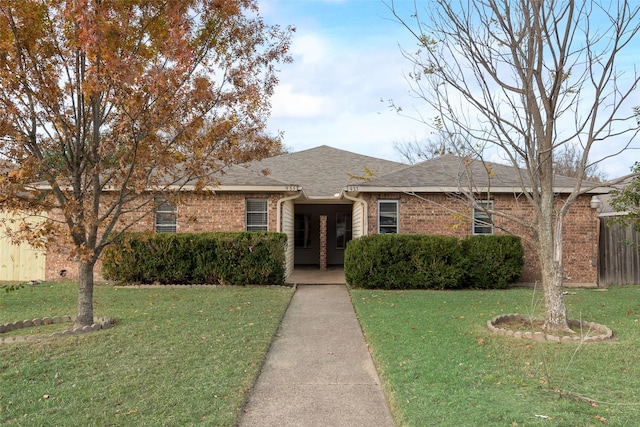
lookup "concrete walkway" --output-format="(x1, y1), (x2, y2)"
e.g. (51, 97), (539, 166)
(238, 285), (395, 427)
(285, 266), (346, 285)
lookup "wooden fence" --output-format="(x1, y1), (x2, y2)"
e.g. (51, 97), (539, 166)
(0, 212), (46, 281)
(598, 219), (640, 286)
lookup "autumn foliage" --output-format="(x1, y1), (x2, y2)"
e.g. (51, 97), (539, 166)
(0, 0), (293, 325)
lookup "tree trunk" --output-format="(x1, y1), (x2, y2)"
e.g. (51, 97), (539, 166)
(75, 260), (96, 328)
(540, 252), (570, 331)
(538, 200), (571, 332)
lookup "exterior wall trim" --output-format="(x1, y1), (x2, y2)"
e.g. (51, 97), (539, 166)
(342, 192), (368, 237)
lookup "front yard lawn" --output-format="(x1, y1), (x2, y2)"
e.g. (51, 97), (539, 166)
(351, 286), (640, 426)
(1, 282), (292, 426)
(6, 282), (639, 426)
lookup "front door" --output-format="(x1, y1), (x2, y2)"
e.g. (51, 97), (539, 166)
(293, 204), (352, 266)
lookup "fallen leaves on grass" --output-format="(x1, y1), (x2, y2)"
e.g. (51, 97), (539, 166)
(114, 409), (138, 417)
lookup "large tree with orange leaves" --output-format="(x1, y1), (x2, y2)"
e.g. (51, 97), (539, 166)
(0, 0), (293, 326)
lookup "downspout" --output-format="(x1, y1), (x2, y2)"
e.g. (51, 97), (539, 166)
(342, 191), (368, 236)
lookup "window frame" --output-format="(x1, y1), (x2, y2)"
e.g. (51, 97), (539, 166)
(473, 200), (494, 235)
(378, 200), (399, 234)
(154, 200), (177, 233)
(294, 213), (312, 248)
(336, 212), (352, 249)
(246, 198), (268, 232)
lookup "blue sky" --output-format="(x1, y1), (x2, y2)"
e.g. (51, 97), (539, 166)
(259, 0), (640, 178)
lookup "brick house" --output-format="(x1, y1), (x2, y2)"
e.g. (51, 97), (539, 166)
(45, 145), (606, 286)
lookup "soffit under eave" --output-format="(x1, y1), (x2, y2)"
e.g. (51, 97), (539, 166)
(345, 186), (610, 195)
(75, 184), (301, 195)
(293, 196), (353, 205)
(198, 184), (300, 193)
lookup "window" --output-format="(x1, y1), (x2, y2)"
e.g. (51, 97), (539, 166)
(246, 199), (268, 231)
(155, 200), (177, 233)
(473, 201), (494, 235)
(336, 212), (352, 249)
(294, 214), (312, 248)
(378, 200), (398, 234)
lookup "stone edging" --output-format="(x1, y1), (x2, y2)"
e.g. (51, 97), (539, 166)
(0, 316), (113, 344)
(487, 314), (613, 343)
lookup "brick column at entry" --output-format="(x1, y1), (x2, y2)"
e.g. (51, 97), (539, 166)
(319, 215), (327, 271)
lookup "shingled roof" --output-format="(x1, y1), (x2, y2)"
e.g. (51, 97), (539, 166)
(357, 153), (603, 193)
(204, 164), (290, 189)
(243, 145), (404, 198)
(206, 147), (605, 197)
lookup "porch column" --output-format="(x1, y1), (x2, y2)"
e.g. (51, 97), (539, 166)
(319, 215), (327, 271)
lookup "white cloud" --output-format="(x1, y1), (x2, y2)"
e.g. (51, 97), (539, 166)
(262, 0), (640, 177)
(271, 84), (329, 118)
(270, 106), (428, 163)
(290, 33), (329, 65)
(265, 21), (428, 161)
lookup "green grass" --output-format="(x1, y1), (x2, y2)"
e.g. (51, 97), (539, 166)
(1, 322), (72, 338)
(351, 287), (640, 427)
(1, 282), (292, 426)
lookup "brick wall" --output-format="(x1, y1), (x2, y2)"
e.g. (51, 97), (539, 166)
(44, 189), (600, 286)
(44, 192), (284, 281)
(174, 192), (281, 233)
(319, 215), (327, 270)
(363, 192), (599, 285)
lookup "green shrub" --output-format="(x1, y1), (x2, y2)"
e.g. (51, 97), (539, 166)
(102, 232), (286, 285)
(460, 235), (524, 288)
(345, 234), (463, 289)
(345, 233), (525, 290)
(102, 232), (154, 284)
(189, 234), (219, 283)
(412, 235), (466, 290)
(211, 232), (287, 285)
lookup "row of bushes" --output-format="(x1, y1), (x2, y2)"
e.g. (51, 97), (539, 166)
(344, 234), (524, 289)
(102, 232), (287, 285)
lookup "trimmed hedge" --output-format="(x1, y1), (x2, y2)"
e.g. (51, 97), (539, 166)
(345, 234), (523, 290)
(460, 235), (524, 289)
(211, 232), (288, 286)
(345, 234), (463, 290)
(102, 232), (287, 285)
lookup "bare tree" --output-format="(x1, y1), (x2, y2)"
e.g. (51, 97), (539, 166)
(394, 116), (455, 163)
(394, 137), (442, 164)
(390, 0), (640, 331)
(554, 144), (607, 181)
(394, 116), (481, 163)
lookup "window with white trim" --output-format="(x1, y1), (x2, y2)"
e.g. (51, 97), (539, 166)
(473, 201), (494, 235)
(155, 200), (177, 233)
(246, 199), (268, 231)
(378, 200), (399, 234)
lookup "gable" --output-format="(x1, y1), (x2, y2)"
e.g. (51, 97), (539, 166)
(243, 145), (405, 198)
